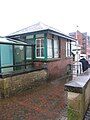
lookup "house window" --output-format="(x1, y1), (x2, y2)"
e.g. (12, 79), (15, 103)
(36, 34), (44, 38)
(26, 46), (32, 60)
(26, 35), (34, 39)
(54, 39), (59, 58)
(66, 41), (71, 57)
(36, 38), (44, 58)
(0, 42), (34, 75)
(47, 36), (59, 59)
(1, 44), (13, 73)
(14, 45), (25, 70)
(14, 45), (24, 63)
(47, 39), (53, 58)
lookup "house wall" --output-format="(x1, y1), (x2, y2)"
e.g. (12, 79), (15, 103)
(47, 58), (72, 79)
(33, 38), (73, 79)
(8, 32), (73, 80)
(47, 38), (72, 79)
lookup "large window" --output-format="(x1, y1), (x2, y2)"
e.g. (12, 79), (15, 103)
(14, 45), (24, 63)
(0, 40), (34, 74)
(14, 45), (25, 70)
(66, 41), (71, 57)
(47, 39), (53, 58)
(54, 39), (59, 58)
(36, 38), (44, 58)
(26, 35), (34, 45)
(47, 36), (59, 59)
(26, 46), (32, 60)
(1, 44), (13, 73)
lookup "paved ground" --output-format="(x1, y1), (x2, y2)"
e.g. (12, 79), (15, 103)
(0, 78), (67, 120)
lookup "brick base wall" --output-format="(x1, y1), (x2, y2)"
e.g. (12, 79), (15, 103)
(0, 69), (48, 98)
(33, 58), (72, 80)
(47, 58), (72, 80)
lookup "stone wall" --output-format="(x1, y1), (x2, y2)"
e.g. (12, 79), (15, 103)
(0, 69), (48, 98)
(65, 69), (90, 120)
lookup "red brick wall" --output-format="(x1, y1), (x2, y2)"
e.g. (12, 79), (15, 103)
(47, 58), (72, 79)
(73, 31), (86, 54)
(33, 61), (43, 69)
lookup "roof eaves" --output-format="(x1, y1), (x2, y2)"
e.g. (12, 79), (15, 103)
(7, 29), (48, 38)
(47, 29), (76, 41)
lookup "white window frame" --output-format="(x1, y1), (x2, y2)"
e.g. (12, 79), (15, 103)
(36, 38), (44, 58)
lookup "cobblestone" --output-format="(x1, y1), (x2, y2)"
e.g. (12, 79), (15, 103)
(0, 78), (67, 120)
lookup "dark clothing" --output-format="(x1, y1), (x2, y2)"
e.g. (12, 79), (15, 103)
(79, 58), (89, 72)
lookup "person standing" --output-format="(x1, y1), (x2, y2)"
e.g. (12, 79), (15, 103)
(79, 57), (89, 72)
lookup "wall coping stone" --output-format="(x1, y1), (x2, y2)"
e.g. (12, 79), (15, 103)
(0, 68), (46, 79)
(65, 68), (90, 93)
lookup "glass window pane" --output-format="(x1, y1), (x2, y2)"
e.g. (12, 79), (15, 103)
(66, 41), (70, 57)
(14, 45), (24, 64)
(47, 48), (53, 58)
(36, 39), (40, 47)
(36, 49), (40, 57)
(54, 39), (58, 49)
(26, 35), (34, 39)
(1, 44), (13, 72)
(1, 44), (13, 66)
(54, 49), (59, 58)
(26, 46), (32, 60)
(36, 38), (44, 58)
(41, 39), (44, 47)
(54, 39), (59, 58)
(41, 48), (44, 57)
(36, 34), (44, 38)
(47, 39), (53, 58)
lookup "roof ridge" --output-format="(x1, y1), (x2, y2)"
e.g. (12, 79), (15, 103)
(8, 22), (63, 36)
(8, 22), (41, 36)
(7, 22), (76, 42)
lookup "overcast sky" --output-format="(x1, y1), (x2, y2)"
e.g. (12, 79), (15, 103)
(0, 0), (90, 36)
